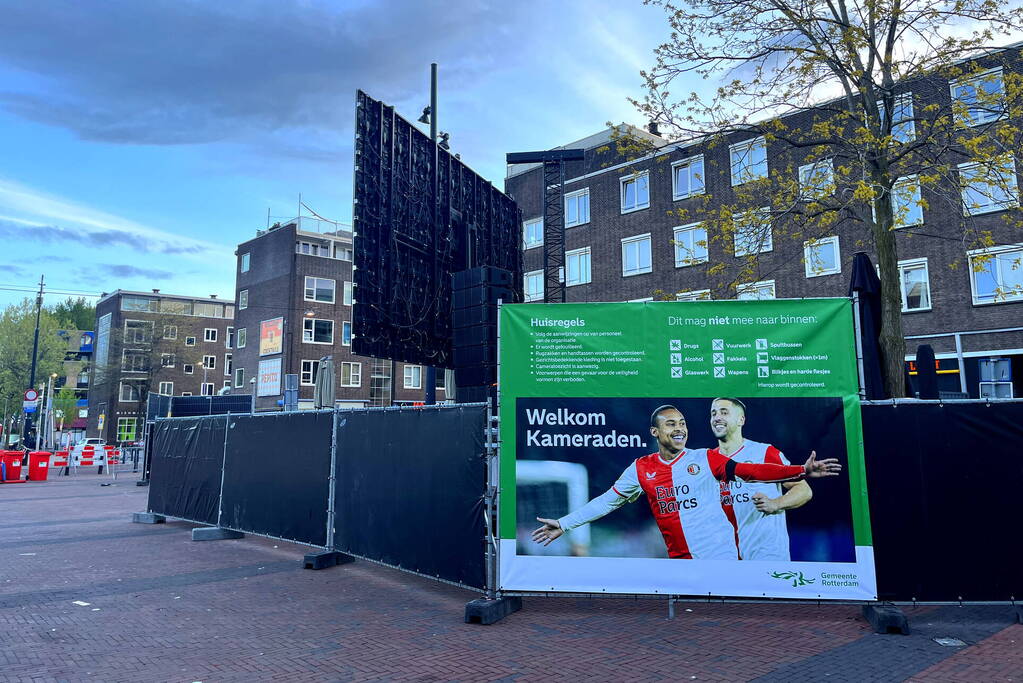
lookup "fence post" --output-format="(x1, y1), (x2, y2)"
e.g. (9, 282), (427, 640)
(216, 413), (229, 527)
(326, 408), (339, 549)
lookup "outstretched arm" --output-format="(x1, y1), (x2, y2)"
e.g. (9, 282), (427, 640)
(532, 488), (629, 546)
(712, 450), (842, 483)
(753, 480), (812, 514)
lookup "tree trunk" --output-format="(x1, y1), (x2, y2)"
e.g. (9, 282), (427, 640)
(871, 193), (907, 398)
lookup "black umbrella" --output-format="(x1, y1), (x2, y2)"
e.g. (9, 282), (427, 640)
(848, 252), (887, 399)
(915, 344), (939, 399)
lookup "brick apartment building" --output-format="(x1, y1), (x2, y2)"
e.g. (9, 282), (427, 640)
(506, 46), (1023, 399)
(88, 290), (237, 443)
(231, 217), (444, 411)
(55, 329), (94, 442)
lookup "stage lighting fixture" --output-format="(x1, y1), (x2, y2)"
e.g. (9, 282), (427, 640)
(439, 131), (450, 150)
(418, 106), (431, 124)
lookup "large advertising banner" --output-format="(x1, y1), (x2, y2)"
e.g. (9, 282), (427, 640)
(259, 317), (284, 357)
(257, 357), (282, 397)
(499, 299), (875, 600)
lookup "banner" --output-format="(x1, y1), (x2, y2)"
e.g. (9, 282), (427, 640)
(257, 358), (282, 397)
(498, 300), (875, 600)
(259, 317), (284, 356)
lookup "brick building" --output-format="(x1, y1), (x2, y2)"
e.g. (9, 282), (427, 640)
(231, 217), (444, 410)
(506, 47), (1023, 399)
(55, 329), (93, 442)
(88, 290), (237, 443)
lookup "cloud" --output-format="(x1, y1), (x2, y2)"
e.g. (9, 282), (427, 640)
(100, 264), (176, 279)
(0, 0), (512, 149)
(0, 219), (204, 255)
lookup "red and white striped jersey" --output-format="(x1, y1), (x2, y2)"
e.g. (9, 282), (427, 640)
(714, 440), (792, 561)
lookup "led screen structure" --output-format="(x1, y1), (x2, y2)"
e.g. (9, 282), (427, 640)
(353, 90), (522, 367)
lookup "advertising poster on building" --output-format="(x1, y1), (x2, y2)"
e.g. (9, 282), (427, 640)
(259, 317), (284, 357)
(257, 357), (282, 397)
(498, 299), (875, 600)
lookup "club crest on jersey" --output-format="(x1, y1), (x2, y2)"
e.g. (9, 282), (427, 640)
(645, 471), (657, 480)
(687, 463), (701, 476)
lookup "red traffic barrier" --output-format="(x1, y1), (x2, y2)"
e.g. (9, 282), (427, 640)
(52, 450), (69, 467)
(27, 451), (52, 481)
(1, 450), (26, 483)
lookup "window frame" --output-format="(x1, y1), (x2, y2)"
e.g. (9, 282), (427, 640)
(959, 157), (1020, 216)
(300, 359), (320, 386)
(202, 354), (216, 370)
(950, 67), (1006, 127)
(673, 223), (709, 267)
(185, 336), (196, 347)
(240, 252), (250, 273)
(967, 243), (1023, 305)
(897, 257), (932, 313)
(162, 325), (177, 340)
(238, 289), (248, 310)
(403, 364), (422, 389)
(343, 281), (353, 306)
(200, 382), (215, 397)
(340, 361), (362, 388)
(123, 319), (153, 344)
(564, 247), (592, 286)
(204, 328), (218, 342)
(733, 209), (773, 257)
(671, 155), (705, 201)
(620, 171), (651, 214)
(524, 270), (544, 302)
(737, 280), (777, 300)
(729, 137), (768, 186)
(523, 218), (544, 249)
(798, 158), (835, 200)
(621, 233), (653, 277)
(116, 417), (137, 442)
(302, 318), (335, 344)
(118, 381), (142, 403)
(158, 381), (173, 395)
(565, 188), (590, 227)
(879, 93), (916, 143)
(676, 289), (711, 302)
(803, 236), (842, 277)
(224, 353), (232, 376)
(183, 363), (194, 375)
(892, 175), (924, 228)
(304, 276), (336, 304)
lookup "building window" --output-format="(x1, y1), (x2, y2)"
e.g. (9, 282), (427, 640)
(342, 321), (352, 346)
(979, 358), (1013, 398)
(336, 245), (353, 261)
(733, 209), (773, 257)
(672, 155), (705, 200)
(303, 318), (334, 344)
(304, 276), (336, 303)
(116, 418), (137, 442)
(620, 171), (650, 213)
(621, 233), (652, 276)
(301, 360), (320, 386)
(523, 218), (543, 249)
(737, 280), (776, 300)
(194, 302), (224, 318)
(202, 355), (216, 370)
(804, 236), (841, 277)
(185, 336), (196, 347)
(959, 158), (1019, 216)
(341, 362), (362, 387)
(404, 364), (422, 389)
(565, 247), (591, 286)
(673, 223), (708, 267)
(565, 188), (590, 227)
(122, 350), (148, 373)
(730, 137), (767, 185)
(240, 252), (250, 273)
(951, 67), (1005, 126)
(236, 328), (247, 348)
(676, 289), (711, 301)
(524, 270), (544, 302)
(892, 176), (924, 227)
(118, 381), (142, 402)
(968, 244), (1023, 304)
(181, 392), (193, 396)
(204, 328), (218, 342)
(78, 370), (89, 385)
(239, 290), (248, 310)
(123, 320), (153, 344)
(224, 353), (232, 376)
(183, 364), (194, 375)
(224, 305), (234, 319)
(226, 327), (234, 349)
(879, 93), (915, 143)
(435, 369), (446, 392)
(160, 353), (176, 368)
(798, 159), (834, 199)
(121, 296), (157, 312)
(163, 325), (177, 340)
(234, 368), (245, 387)
(158, 381), (173, 395)
(343, 281), (353, 306)
(200, 383), (215, 396)
(898, 258), (931, 312)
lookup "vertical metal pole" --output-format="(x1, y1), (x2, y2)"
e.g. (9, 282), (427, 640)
(852, 294), (867, 400)
(425, 63), (439, 406)
(326, 408), (339, 549)
(954, 333), (968, 394)
(216, 414), (230, 528)
(24, 274), (45, 447)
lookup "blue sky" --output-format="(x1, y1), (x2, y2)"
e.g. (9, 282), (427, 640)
(0, 0), (670, 310)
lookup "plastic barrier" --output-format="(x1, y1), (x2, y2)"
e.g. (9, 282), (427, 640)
(27, 452), (51, 481)
(1, 450), (25, 483)
(78, 446), (95, 466)
(52, 451), (69, 467)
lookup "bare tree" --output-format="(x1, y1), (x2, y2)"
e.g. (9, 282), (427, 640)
(632, 0), (1023, 396)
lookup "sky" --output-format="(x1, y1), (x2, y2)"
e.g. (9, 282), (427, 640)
(0, 0), (671, 310)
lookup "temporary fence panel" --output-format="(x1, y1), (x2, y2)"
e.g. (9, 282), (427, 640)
(333, 405), (487, 590)
(170, 394), (252, 418)
(219, 412), (334, 546)
(863, 401), (1023, 602)
(147, 416), (227, 525)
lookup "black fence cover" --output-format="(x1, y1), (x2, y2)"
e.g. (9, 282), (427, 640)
(219, 412), (334, 546)
(171, 394), (253, 417)
(863, 402), (1023, 601)
(148, 416), (227, 525)
(333, 406), (487, 589)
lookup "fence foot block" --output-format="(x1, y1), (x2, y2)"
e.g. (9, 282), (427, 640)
(132, 512), (166, 524)
(464, 596), (522, 625)
(862, 604), (909, 635)
(303, 550), (354, 570)
(1015, 606), (1023, 624)
(135, 480), (150, 487)
(191, 527), (244, 541)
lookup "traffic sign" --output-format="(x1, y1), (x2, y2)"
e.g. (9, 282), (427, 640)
(24, 389), (38, 401)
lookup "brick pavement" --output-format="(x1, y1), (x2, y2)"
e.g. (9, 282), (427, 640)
(1, 473), (1019, 682)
